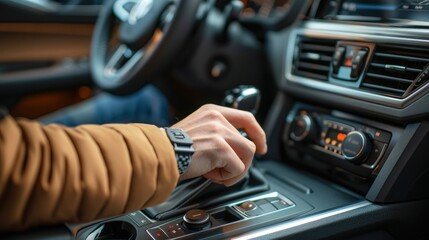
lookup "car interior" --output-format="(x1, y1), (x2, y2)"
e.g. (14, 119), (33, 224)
(1, 0), (429, 239)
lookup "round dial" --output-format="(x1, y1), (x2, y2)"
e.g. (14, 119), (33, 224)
(289, 114), (316, 142)
(341, 131), (373, 164)
(182, 209), (211, 231)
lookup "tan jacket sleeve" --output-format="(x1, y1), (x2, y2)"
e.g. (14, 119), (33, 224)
(0, 115), (179, 232)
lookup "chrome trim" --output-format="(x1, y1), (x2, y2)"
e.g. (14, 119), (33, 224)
(114, 0), (138, 22)
(8, 0), (57, 12)
(232, 200), (372, 240)
(128, 0), (153, 25)
(342, 131), (367, 161)
(6, 0), (101, 13)
(385, 65), (406, 72)
(284, 22), (429, 109)
(103, 44), (144, 82)
(290, 114), (311, 142)
(145, 192), (295, 240)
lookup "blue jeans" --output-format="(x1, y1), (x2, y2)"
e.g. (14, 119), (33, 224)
(39, 85), (172, 127)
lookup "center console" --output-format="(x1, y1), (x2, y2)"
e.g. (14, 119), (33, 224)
(281, 102), (405, 195)
(73, 171), (320, 240)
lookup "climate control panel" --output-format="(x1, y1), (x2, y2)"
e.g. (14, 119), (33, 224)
(284, 104), (391, 179)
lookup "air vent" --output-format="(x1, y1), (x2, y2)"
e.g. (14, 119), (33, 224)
(361, 45), (429, 98)
(293, 37), (336, 81)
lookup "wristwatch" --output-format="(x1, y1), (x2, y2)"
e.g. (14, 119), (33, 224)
(164, 128), (194, 175)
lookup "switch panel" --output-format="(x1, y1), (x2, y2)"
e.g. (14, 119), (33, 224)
(331, 42), (373, 81)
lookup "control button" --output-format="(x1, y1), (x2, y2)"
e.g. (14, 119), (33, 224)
(128, 211), (151, 227)
(333, 46), (346, 74)
(147, 228), (168, 240)
(414, 63), (429, 87)
(254, 199), (269, 205)
(266, 197), (293, 210)
(290, 113), (317, 142)
(351, 50), (368, 78)
(161, 223), (185, 238)
(165, 228), (185, 238)
(363, 141), (387, 168)
(239, 201), (257, 211)
(373, 130), (391, 143)
(182, 209), (211, 231)
(245, 207), (264, 217)
(256, 200), (276, 213)
(271, 199), (292, 210)
(341, 131), (372, 164)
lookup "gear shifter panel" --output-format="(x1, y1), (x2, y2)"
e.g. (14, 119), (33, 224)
(223, 85), (261, 115)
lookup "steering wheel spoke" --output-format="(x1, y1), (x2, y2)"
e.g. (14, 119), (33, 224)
(104, 44), (143, 79)
(91, 0), (204, 94)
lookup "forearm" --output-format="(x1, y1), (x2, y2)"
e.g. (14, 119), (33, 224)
(0, 116), (179, 232)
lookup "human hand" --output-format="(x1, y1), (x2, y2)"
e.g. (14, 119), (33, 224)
(171, 104), (267, 186)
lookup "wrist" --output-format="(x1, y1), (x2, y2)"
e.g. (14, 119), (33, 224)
(163, 127), (194, 175)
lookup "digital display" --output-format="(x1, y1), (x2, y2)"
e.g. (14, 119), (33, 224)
(326, 129), (348, 146)
(339, 0), (429, 22)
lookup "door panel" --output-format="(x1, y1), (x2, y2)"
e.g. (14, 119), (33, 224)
(0, 1), (99, 118)
(0, 23), (93, 63)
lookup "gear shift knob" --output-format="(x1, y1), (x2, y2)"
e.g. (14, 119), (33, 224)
(222, 85), (261, 115)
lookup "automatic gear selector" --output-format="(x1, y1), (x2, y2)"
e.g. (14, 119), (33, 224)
(142, 85), (268, 221)
(223, 85), (261, 115)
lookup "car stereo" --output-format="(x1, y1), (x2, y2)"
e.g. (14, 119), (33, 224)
(283, 103), (391, 179)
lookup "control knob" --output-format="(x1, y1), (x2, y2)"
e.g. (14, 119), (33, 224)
(289, 113), (317, 142)
(341, 131), (372, 164)
(182, 209), (211, 231)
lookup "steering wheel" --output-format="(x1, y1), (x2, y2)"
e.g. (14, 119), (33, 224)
(90, 0), (204, 95)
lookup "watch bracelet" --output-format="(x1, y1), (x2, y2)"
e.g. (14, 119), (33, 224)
(163, 127), (194, 175)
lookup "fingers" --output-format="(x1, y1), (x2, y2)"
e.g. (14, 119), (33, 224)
(172, 104), (267, 186)
(197, 104), (267, 154)
(220, 171), (249, 187)
(181, 123), (254, 182)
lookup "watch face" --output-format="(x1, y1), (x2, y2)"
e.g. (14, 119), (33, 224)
(165, 128), (193, 145)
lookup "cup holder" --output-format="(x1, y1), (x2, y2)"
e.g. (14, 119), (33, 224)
(85, 221), (136, 240)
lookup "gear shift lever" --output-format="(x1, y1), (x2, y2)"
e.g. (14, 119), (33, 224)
(223, 85), (261, 115)
(223, 85), (261, 141)
(143, 86), (268, 221)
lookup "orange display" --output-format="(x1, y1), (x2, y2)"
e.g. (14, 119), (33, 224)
(337, 132), (347, 142)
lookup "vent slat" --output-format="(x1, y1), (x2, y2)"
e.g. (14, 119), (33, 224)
(361, 83), (406, 94)
(370, 63), (422, 73)
(299, 53), (333, 62)
(361, 44), (429, 98)
(293, 37), (336, 82)
(297, 62), (331, 72)
(300, 44), (336, 53)
(375, 52), (429, 62)
(366, 73), (414, 84)
(294, 70), (327, 81)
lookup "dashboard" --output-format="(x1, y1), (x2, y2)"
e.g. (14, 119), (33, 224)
(2, 0), (429, 239)
(339, 0), (429, 21)
(318, 0), (429, 22)
(241, 0), (292, 18)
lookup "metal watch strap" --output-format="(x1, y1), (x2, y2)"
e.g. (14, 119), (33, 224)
(164, 128), (194, 175)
